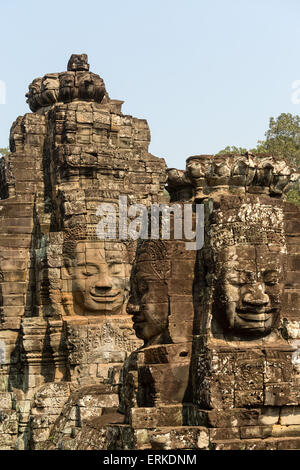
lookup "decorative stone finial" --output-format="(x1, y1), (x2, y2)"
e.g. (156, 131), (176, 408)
(67, 54), (89, 72)
(26, 54), (108, 111)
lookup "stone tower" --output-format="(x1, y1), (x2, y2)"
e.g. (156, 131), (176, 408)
(0, 54), (167, 449)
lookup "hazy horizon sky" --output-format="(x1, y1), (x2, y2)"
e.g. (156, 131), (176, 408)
(1, 0), (300, 168)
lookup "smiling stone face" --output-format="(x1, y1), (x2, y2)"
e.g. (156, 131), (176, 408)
(213, 244), (285, 335)
(186, 155), (212, 179)
(65, 240), (130, 315)
(203, 197), (287, 338)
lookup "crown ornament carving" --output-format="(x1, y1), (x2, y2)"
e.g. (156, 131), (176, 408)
(25, 54), (109, 112)
(209, 203), (286, 250)
(167, 152), (300, 201)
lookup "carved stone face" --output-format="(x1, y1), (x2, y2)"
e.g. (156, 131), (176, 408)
(127, 259), (169, 347)
(67, 241), (129, 315)
(213, 244), (285, 336)
(41, 74), (59, 104)
(26, 78), (42, 97)
(26, 78), (42, 111)
(209, 156), (231, 183)
(78, 72), (106, 102)
(186, 156), (211, 179)
(42, 74), (59, 91)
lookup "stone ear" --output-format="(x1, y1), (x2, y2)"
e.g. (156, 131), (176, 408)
(61, 265), (73, 279)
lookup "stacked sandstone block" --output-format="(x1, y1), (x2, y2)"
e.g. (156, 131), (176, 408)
(0, 54), (167, 449)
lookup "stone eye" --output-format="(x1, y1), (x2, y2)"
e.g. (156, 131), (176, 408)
(82, 270), (94, 277)
(79, 265), (98, 277)
(109, 263), (122, 274)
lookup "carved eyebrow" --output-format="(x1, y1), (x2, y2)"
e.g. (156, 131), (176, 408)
(107, 259), (123, 265)
(77, 262), (99, 268)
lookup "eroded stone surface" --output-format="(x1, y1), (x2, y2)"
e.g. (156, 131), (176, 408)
(0, 54), (166, 449)
(0, 54), (300, 451)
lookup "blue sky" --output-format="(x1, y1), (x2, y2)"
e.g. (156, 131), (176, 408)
(1, 0), (300, 168)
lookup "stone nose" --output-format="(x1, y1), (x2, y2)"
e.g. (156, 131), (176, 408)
(94, 274), (112, 290)
(242, 284), (270, 306)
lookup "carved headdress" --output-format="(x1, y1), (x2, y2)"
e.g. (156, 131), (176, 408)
(209, 201), (287, 251)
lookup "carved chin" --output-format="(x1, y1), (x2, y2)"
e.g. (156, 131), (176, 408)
(132, 322), (145, 339)
(132, 322), (166, 345)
